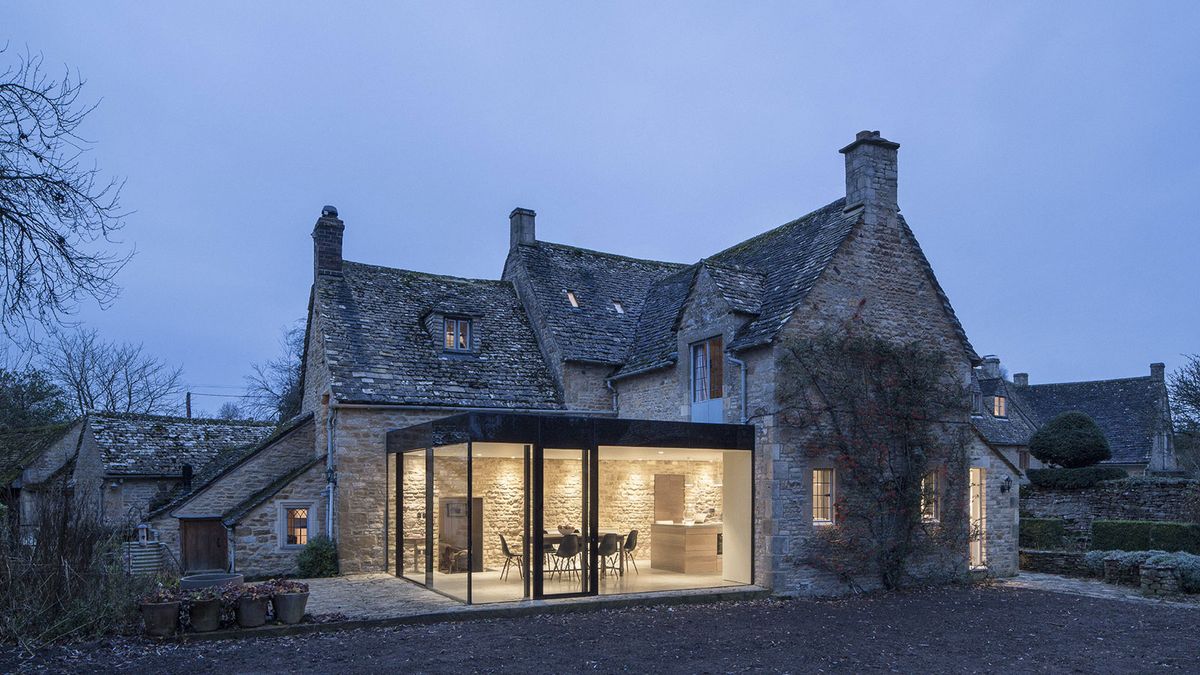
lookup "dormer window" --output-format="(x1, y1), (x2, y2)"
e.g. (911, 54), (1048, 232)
(992, 395), (1007, 418)
(443, 317), (471, 352)
(565, 290), (579, 308)
(971, 391), (983, 417)
(613, 300), (624, 314)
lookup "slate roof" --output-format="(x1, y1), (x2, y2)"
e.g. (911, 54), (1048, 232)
(1017, 377), (1167, 466)
(89, 413), (275, 476)
(0, 423), (74, 487)
(507, 242), (687, 366)
(614, 265), (700, 378)
(314, 261), (561, 408)
(222, 453), (326, 525)
(970, 375), (1168, 466)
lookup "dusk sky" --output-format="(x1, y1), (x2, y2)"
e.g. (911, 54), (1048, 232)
(8, 3), (1199, 415)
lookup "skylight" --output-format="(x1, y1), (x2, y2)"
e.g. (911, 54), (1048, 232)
(613, 300), (624, 314)
(566, 290), (579, 308)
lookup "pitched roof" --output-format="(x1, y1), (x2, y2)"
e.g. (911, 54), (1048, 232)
(89, 413), (275, 476)
(704, 261), (766, 315)
(222, 453), (326, 525)
(506, 242), (687, 365)
(614, 265), (699, 378)
(1016, 376), (1167, 465)
(970, 378), (1040, 447)
(0, 423), (75, 487)
(314, 261), (561, 408)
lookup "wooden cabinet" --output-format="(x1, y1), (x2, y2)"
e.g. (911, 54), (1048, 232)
(650, 523), (720, 574)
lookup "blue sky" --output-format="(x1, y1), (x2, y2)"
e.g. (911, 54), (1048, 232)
(8, 3), (1200, 414)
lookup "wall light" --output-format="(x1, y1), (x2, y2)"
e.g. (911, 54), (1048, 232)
(1000, 476), (1013, 494)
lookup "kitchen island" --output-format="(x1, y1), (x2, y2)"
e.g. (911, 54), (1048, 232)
(649, 522), (721, 574)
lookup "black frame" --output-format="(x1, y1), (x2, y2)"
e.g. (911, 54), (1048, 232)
(389, 412), (755, 604)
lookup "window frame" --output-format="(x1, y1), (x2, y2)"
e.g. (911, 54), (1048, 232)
(920, 471), (941, 523)
(992, 395), (1007, 418)
(443, 317), (472, 353)
(278, 501), (318, 550)
(690, 336), (724, 403)
(812, 468), (835, 526)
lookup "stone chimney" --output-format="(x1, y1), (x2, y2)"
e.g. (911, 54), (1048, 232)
(312, 205), (344, 279)
(1151, 362), (1165, 381)
(1013, 372), (1029, 387)
(980, 355), (1001, 380)
(839, 130), (899, 216)
(510, 207), (536, 249)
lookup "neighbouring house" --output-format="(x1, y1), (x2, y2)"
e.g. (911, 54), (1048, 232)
(971, 355), (1177, 477)
(10, 412), (273, 541)
(157, 130), (1022, 598)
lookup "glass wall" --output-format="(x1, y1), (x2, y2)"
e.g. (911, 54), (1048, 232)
(596, 446), (752, 595)
(430, 443), (469, 602)
(469, 442), (528, 604)
(399, 449), (427, 584)
(541, 448), (589, 596)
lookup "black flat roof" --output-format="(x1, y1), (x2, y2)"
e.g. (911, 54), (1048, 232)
(386, 412), (754, 454)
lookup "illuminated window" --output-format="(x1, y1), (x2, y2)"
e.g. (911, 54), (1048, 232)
(286, 508), (309, 546)
(443, 318), (471, 352)
(690, 336), (724, 402)
(992, 396), (1007, 418)
(565, 290), (579, 308)
(920, 472), (940, 522)
(812, 469), (834, 525)
(613, 300), (624, 314)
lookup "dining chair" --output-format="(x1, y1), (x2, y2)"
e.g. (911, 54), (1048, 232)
(597, 533), (620, 577)
(553, 534), (580, 581)
(622, 529), (639, 574)
(543, 529), (557, 570)
(499, 534), (523, 581)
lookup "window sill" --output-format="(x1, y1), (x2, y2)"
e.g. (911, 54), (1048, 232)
(812, 520), (833, 528)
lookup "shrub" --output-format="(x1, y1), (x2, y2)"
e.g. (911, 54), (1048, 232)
(297, 535), (338, 578)
(1026, 467), (1128, 489)
(1029, 411), (1111, 468)
(1091, 520), (1200, 554)
(1020, 518), (1068, 550)
(1082, 550), (1112, 576)
(1145, 552), (1200, 593)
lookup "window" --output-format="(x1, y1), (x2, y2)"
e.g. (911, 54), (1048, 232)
(286, 508), (309, 546)
(992, 395), (1007, 418)
(812, 468), (834, 525)
(443, 317), (471, 352)
(690, 336), (724, 403)
(612, 300), (624, 314)
(1018, 449), (1030, 471)
(565, 290), (579, 308)
(971, 391), (983, 416)
(920, 471), (940, 522)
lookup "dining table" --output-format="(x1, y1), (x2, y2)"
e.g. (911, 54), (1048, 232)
(542, 531), (626, 576)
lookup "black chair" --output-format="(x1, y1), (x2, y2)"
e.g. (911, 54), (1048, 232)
(499, 534), (523, 581)
(597, 533), (621, 577)
(622, 529), (639, 574)
(552, 534), (580, 580)
(542, 530), (557, 570)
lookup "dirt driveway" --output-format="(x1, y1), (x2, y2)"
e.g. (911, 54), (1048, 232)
(4, 585), (1198, 673)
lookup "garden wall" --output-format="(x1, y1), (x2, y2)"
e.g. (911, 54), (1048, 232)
(1018, 550), (1088, 577)
(1021, 479), (1200, 550)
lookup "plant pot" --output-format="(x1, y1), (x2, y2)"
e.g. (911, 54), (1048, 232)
(236, 596), (269, 628)
(272, 592), (309, 625)
(141, 601), (180, 637)
(189, 598), (222, 632)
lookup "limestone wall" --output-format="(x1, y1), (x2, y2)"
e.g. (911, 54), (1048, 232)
(968, 435), (1020, 577)
(1021, 479), (1200, 549)
(233, 460), (329, 578)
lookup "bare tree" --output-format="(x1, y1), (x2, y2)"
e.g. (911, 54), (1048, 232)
(216, 400), (244, 420)
(0, 47), (128, 336)
(1169, 355), (1200, 475)
(41, 328), (183, 416)
(245, 321), (304, 423)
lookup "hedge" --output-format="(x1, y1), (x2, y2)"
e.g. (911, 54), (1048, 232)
(1027, 467), (1128, 489)
(1020, 517), (1068, 550)
(1090, 520), (1200, 554)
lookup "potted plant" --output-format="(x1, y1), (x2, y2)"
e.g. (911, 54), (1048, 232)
(139, 582), (181, 637)
(269, 579), (310, 625)
(233, 583), (273, 628)
(184, 585), (226, 633)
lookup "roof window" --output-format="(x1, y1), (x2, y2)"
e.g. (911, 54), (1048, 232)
(613, 300), (624, 314)
(565, 290), (579, 308)
(992, 395), (1007, 418)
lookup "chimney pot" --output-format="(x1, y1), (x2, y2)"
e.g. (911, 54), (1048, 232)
(510, 207), (536, 249)
(839, 130), (900, 215)
(1151, 362), (1165, 381)
(312, 206), (345, 279)
(1013, 372), (1029, 387)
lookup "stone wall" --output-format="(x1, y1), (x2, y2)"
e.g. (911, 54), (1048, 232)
(968, 435), (1020, 577)
(1020, 479), (1200, 550)
(233, 460), (328, 578)
(1018, 549), (1089, 577)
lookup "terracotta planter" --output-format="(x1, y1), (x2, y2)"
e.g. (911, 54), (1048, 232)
(188, 598), (222, 632)
(272, 592), (309, 625)
(237, 596), (269, 628)
(141, 601), (180, 637)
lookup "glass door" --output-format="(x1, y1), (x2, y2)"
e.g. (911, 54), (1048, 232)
(534, 446), (594, 598)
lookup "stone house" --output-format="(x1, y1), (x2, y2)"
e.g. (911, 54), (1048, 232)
(9, 413), (273, 540)
(971, 356), (1177, 476)
(157, 130), (1022, 591)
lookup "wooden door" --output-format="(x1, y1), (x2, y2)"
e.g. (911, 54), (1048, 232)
(181, 519), (228, 572)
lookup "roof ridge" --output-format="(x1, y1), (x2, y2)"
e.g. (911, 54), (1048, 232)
(531, 240), (686, 269)
(1025, 375), (1155, 389)
(88, 412), (275, 427)
(707, 197), (847, 261)
(341, 260), (511, 286)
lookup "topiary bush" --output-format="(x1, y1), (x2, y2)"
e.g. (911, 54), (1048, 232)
(1026, 466), (1128, 489)
(1091, 520), (1200, 554)
(1020, 517), (1068, 550)
(1029, 411), (1111, 468)
(296, 535), (338, 578)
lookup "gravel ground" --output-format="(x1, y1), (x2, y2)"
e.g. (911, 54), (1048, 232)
(3, 585), (1198, 673)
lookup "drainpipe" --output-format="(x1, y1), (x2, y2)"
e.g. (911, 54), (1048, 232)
(606, 379), (618, 414)
(325, 401), (337, 539)
(726, 355), (748, 424)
